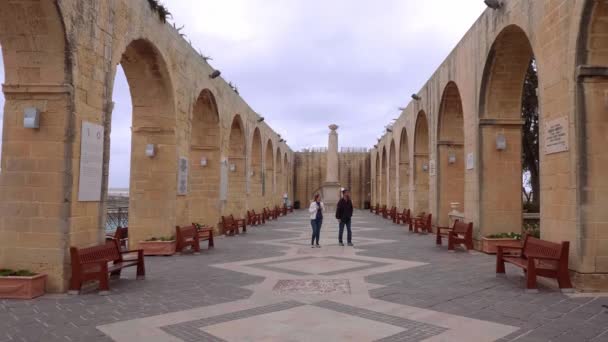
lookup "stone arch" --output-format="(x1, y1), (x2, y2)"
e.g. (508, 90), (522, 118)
(374, 151), (380, 205)
(276, 147), (283, 204)
(283, 152), (289, 200)
(0, 1), (70, 292)
(479, 25), (535, 236)
(414, 111), (430, 213)
(251, 128), (263, 200)
(388, 139), (397, 207)
(381, 146), (387, 206)
(189, 89), (221, 227)
(227, 115), (246, 216)
(265, 139), (274, 201)
(113, 38), (177, 246)
(398, 128), (410, 209)
(437, 82), (465, 226)
(575, 0), (608, 273)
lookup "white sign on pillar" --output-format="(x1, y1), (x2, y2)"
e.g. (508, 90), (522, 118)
(78, 121), (104, 201)
(544, 116), (569, 155)
(177, 157), (188, 195)
(429, 160), (436, 176)
(466, 153), (475, 170)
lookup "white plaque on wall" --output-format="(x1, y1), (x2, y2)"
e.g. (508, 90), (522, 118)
(544, 116), (569, 155)
(429, 160), (436, 176)
(78, 121), (104, 201)
(177, 157), (188, 195)
(466, 153), (475, 170)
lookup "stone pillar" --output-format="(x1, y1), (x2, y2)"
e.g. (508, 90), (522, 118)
(322, 124), (341, 212)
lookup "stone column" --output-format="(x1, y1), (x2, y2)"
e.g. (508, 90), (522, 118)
(322, 124), (341, 211)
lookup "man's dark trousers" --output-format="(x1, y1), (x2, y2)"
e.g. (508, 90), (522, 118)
(339, 217), (352, 244)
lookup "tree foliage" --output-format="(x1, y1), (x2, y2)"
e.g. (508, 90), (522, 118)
(521, 59), (539, 212)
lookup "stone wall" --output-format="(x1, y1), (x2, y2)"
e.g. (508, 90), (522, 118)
(294, 151), (370, 209)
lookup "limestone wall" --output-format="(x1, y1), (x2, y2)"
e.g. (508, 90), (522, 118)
(294, 151), (370, 209)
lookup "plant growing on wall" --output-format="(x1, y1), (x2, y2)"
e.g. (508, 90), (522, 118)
(147, 0), (171, 23)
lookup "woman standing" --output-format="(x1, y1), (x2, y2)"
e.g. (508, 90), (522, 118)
(309, 194), (324, 248)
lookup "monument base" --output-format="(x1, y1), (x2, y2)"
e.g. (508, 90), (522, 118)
(322, 182), (341, 213)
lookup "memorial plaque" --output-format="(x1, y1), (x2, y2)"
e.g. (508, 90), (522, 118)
(544, 116), (569, 155)
(78, 121), (104, 201)
(466, 153), (475, 170)
(177, 157), (188, 195)
(429, 160), (436, 176)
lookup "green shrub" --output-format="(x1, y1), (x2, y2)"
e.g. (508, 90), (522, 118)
(487, 232), (522, 240)
(0, 268), (36, 277)
(145, 236), (175, 242)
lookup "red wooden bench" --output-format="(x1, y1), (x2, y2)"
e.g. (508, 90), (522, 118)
(436, 220), (473, 251)
(175, 225), (201, 254)
(388, 207), (397, 222)
(284, 204), (293, 213)
(105, 226), (128, 250)
(496, 235), (573, 293)
(194, 224), (215, 249)
(413, 213), (432, 234)
(69, 240), (145, 295)
(253, 210), (265, 224)
(263, 207), (273, 221)
(247, 210), (262, 226)
(276, 205), (286, 217)
(379, 205), (387, 218)
(369, 203), (375, 213)
(396, 209), (412, 228)
(222, 215), (247, 235)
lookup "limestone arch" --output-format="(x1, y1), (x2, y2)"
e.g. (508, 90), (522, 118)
(111, 38), (177, 246)
(227, 114), (246, 216)
(265, 139), (274, 201)
(381, 146), (387, 206)
(0, 1), (70, 292)
(413, 111), (430, 213)
(276, 147), (283, 205)
(388, 139), (397, 207)
(479, 25), (535, 236)
(189, 89), (221, 227)
(437, 82), (465, 226)
(575, 0), (608, 270)
(283, 152), (289, 200)
(398, 128), (410, 209)
(251, 128), (263, 200)
(373, 150), (380, 206)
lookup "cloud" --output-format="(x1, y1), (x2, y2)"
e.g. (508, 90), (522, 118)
(0, 1), (487, 187)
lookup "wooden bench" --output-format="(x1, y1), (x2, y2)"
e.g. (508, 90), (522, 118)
(388, 207), (397, 222)
(396, 209), (411, 228)
(69, 240), (145, 295)
(263, 207), (273, 221)
(222, 215), (247, 236)
(379, 205), (388, 218)
(253, 210), (265, 224)
(175, 225), (200, 254)
(247, 210), (263, 226)
(369, 203), (375, 213)
(436, 220), (473, 251)
(496, 235), (573, 293)
(105, 226), (128, 250)
(413, 213), (432, 234)
(194, 224), (215, 249)
(284, 204), (293, 213)
(276, 205), (286, 217)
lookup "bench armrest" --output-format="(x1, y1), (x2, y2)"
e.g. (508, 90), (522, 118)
(526, 254), (560, 261)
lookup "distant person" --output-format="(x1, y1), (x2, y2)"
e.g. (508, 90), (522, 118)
(336, 188), (354, 246)
(309, 194), (324, 248)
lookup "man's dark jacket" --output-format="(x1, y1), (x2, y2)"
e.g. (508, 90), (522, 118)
(335, 198), (353, 221)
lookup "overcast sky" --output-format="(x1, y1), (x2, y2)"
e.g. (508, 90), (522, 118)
(0, 1), (487, 188)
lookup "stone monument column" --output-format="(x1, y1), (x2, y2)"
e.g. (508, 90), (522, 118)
(322, 124), (341, 212)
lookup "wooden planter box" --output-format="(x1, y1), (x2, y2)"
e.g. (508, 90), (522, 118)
(138, 241), (176, 256)
(481, 237), (521, 254)
(0, 274), (47, 299)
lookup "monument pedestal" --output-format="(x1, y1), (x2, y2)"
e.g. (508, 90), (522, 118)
(322, 182), (341, 213)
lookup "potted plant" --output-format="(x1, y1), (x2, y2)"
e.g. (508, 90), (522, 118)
(481, 232), (522, 254)
(0, 269), (47, 299)
(138, 236), (176, 256)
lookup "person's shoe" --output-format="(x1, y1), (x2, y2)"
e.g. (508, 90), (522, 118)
(311, 245), (315, 248)
(347, 242), (354, 246)
(316, 244), (321, 248)
(339, 242), (344, 246)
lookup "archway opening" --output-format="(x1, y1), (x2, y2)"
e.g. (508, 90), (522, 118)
(414, 111), (430, 214)
(381, 146), (387, 206)
(375, 152), (380, 205)
(189, 89), (220, 227)
(251, 128), (263, 206)
(388, 140), (396, 207)
(283, 153), (289, 204)
(276, 148), (282, 205)
(437, 82), (465, 226)
(398, 129), (410, 209)
(227, 115), (246, 216)
(479, 25), (536, 237)
(265, 140), (274, 205)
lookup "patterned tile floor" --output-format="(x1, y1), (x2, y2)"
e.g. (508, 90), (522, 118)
(2, 210), (608, 341)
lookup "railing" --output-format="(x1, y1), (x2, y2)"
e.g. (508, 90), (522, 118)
(106, 206), (128, 231)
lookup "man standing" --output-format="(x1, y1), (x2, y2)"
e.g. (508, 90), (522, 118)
(336, 188), (354, 246)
